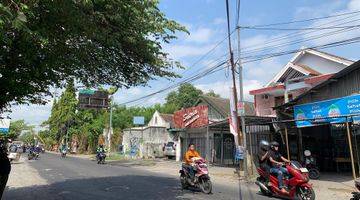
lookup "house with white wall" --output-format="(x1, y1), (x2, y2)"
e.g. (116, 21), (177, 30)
(122, 111), (175, 158)
(249, 48), (354, 117)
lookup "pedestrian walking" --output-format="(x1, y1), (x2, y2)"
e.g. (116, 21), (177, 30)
(0, 140), (11, 199)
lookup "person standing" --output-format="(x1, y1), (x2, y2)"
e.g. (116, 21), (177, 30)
(0, 140), (11, 199)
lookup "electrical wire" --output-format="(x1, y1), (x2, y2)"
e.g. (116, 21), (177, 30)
(239, 13), (360, 54)
(240, 24), (360, 31)
(243, 10), (360, 28)
(119, 36), (360, 106)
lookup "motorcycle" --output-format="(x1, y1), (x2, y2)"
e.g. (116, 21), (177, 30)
(256, 161), (315, 200)
(28, 151), (39, 160)
(61, 150), (67, 158)
(8, 152), (20, 163)
(304, 150), (320, 180)
(96, 152), (106, 164)
(351, 178), (360, 200)
(179, 157), (212, 194)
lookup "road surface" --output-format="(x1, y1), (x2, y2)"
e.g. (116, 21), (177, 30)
(4, 153), (268, 200)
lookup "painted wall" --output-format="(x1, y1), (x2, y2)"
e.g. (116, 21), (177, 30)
(148, 111), (169, 128)
(295, 53), (348, 75)
(254, 94), (276, 116)
(122, 127), (172, 158)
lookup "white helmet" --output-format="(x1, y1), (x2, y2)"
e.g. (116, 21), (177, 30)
(304, 150), (311, 156)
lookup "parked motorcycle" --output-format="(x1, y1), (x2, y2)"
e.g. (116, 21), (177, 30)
(179, 157), (212, 194)
(256, 161), (315, 200)
(351, 178), (360, 200)
(8, 152), (20, 163)
(304, 150), (320, 180)
(96, 152), (106, 164)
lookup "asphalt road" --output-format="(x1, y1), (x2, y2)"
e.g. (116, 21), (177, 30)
(4, 153), (269, 200)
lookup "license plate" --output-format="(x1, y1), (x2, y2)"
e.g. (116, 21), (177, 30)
(300, 168), (309, 173)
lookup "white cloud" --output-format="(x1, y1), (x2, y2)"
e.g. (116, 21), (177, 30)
(195, 79), (262, 101)
(185, 27), (213, 43)
(213, 17), (226, 25)
(165, 44), (213, 59)
(348, 0), (360, 11)
(8, 104), (52, 126)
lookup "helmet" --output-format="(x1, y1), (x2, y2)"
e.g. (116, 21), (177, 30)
(259, 140), (269, 151)
(304, 150), (311, 157)
(270, 141), (279, 149)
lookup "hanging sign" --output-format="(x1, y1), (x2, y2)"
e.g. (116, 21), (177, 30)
(294, 94), (360, 127)
(0, 119), (10, 134)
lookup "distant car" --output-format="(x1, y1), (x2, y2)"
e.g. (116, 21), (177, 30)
(163, 142), (176, 159)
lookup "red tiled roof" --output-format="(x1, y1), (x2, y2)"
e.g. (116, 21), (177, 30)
(249, 84), (285, 95)
(304, 74), (334, 85)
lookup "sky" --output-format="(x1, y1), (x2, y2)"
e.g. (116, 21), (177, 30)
(7, 0), (360, 128)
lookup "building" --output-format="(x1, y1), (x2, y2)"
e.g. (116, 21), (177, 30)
(275, 60), (360, 178)
(171, 95), (274, 166)
(122, 111), (175, 158)
(249, 48), (354, 117)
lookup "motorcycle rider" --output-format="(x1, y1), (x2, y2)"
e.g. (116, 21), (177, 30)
(268, 141), (290, 194)
(96, 144), (106, 160)
(0, 139), (11, 199)
(257, 140), (270, 185)
(184, 144), (201, 184)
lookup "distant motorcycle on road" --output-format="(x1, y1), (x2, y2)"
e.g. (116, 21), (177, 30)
(179, 157), (212, 194)
(28, 151), (39, 160)
(96, 152), (106, 164)
(61, 149), (67, 158)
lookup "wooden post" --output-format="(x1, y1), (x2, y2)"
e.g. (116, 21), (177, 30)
(206, 125), (210, 161)
(285, 126), (290, 160)
(346, 121), (357, 180)
(298, 129), (303, 162)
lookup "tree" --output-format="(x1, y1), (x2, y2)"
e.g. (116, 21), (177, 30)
(165, 83), (203, 109)
(7, 119), (32, 140)
(205, 90), (220, 98)
(47, 80), (77, 142)
(0, 0), (187, 110)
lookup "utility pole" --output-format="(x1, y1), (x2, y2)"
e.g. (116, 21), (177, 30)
(236, 0), (248, 177)
(108, 95), (113, 157)
(225, 0), (243, 172)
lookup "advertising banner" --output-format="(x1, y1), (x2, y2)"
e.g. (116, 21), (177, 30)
(0, 119), (10, 134)
(173, 105), (209, 128)
(294, 94), (360, 127)
(133, 116), (145, 125)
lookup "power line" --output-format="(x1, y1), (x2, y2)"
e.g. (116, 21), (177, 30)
(240, 18), (360, 56)
(243, 10), (360, 28)
(238, 13), (360, 55)
(119, 36), (360, 106)
(239, 24), (360, 31)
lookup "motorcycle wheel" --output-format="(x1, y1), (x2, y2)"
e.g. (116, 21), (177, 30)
(308, 168), (320, 180)
(199, 178), (212, 194)
(180, 174), (188, 189)
(296, 186), (315, 200)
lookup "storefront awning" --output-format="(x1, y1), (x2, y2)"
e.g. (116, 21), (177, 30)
(294, 94), (360, 127)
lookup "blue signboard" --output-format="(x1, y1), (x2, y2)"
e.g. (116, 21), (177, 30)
(133, 116), (145, 125)
(294, 94), (360, 127)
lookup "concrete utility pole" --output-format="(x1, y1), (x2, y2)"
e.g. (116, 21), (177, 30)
(236, 1), (248, 177)
(225, 0), (244, 173)
(108, 95), (113, 157)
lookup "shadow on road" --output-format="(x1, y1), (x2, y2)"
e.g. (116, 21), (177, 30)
(3, 175), (206, 200)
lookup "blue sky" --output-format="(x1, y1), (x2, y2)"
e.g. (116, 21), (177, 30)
(8, 0), (360, 127)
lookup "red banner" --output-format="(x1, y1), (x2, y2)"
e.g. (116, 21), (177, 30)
(173, 105), (209, 128)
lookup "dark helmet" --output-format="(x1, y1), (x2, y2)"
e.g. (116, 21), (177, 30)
(270, 141), (280, 149)
(259, 140), (269, 151)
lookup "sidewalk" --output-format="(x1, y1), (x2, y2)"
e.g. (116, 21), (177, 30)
(6, 157), (48, 189)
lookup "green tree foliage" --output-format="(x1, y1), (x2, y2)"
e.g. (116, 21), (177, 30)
(7, 119), (32, 140)
(165, 83), (204, 109)
(0, 0), (187, 110)
(205, 90), (220, 98)
(46, 80), (77, 141)
(19, 131), (35, 145)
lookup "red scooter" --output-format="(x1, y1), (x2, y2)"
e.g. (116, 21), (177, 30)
(256, 161), (315, 200)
